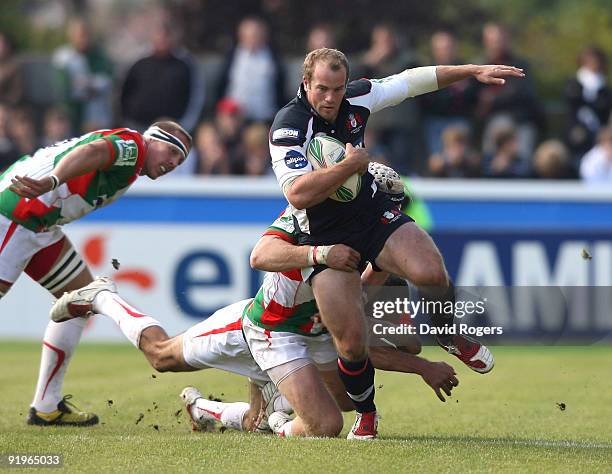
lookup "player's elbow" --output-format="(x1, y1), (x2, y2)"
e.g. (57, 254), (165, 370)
(399, 336), (422, 355)
(249, 246), (264, 270)
(285, 188), (309, 210)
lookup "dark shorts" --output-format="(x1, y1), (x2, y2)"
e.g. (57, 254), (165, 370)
(308, 209), (414, 283)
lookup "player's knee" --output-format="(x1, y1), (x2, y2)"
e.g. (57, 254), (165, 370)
(310, 410), (343, 437)
(412, 264), (448, 288)
(150, 356), (170, 372)
(147, 343), (171, 372)
(336, 335), (367, 361)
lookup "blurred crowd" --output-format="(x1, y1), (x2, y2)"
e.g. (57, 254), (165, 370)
(0, 14), (611, 182)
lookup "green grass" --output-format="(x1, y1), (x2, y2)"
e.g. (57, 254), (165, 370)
(0, 342), (611, 473)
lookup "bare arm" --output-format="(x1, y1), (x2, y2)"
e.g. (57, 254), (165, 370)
(369, 346), (459, 402)
(285, 143), (370, 209)
(10, 140), (112, 199)
(360, 263), (391, 303)
(435, 64), (524, 89)
(250, 235), (360, 272)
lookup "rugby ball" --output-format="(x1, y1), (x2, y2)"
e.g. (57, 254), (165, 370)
(306, 135), (361, 202)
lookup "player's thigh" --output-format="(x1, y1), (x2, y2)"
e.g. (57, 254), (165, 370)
(374, 222), (448, 287)
(183, 300), (268, 382)
(23, 234), (93, 297)
(0, 218), (62, 297)
(276, 362), (342, 428)
(311, 268), (367, 345)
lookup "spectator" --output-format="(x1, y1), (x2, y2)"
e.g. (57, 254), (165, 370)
(0, 103), (19, 171)
(307, 24), (337, 51)
(565, 46), (612, 160)
(193, 122), (231, 175)
(476, 23), (545, 159)
(216, 17), (285, 123)
(533, 139), (575, 180)
(580, 127), (612, 183)
(420, 31), (478, 155)
(353, 23), (421, 175)
(482, 123), (531, 178)
(428, 124), (480, 178)
(53, 18), (114, 132)
(42, 107), (72, 146)
(9, 106), (38, 157)
(0, 32), (23, 106)
(215, 97), (245, 163)
(240, 122), (272, 176)
(120, 20), (204, 132)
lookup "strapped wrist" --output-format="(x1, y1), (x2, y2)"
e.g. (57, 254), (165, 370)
(49, 174), (60, 191)
(307, 245), (334, 266)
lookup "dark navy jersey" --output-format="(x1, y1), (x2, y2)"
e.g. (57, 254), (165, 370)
(269, 73), (413, 243)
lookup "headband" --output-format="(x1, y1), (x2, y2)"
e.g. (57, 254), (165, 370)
(143, 125), (188, 158)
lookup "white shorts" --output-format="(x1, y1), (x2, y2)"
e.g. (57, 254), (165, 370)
(0, 214), (64, 283)
(182, 299), (269, 385)
(242, 316), (337, 373)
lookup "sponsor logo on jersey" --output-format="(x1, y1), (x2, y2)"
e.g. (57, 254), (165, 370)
(115, 140), (138, 166)
(284, 150), (308, 169)
(272, 128), (301, 142)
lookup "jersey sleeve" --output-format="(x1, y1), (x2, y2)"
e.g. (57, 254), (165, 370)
(263, 206), (297, 243)
(347, 76), (410, 114)
(269, 111), (312, 196)
(101, 130), (145, 173)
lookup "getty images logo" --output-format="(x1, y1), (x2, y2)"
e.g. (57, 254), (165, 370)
(284, 150), (308, 169)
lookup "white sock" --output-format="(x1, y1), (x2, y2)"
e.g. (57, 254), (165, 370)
(31, 318), (86, 412)
(220, 402), (250, 431)
(277, 419), (294, 437)
(191, 399), (250, 431)
(94, 292), (160, 347)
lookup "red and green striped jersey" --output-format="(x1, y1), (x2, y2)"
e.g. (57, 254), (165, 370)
(0, 128), (145, 232)
(243, 206), (324, 336)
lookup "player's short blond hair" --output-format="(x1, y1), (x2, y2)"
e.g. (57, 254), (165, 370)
(303, 48), (349, 84)
(152, 120), (193, 152)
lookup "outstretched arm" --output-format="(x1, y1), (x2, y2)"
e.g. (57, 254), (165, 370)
(435, 64), (524, 88)
(250, 235), (360, 272)
(368, 64), (525, 112)
(369, 346), (459, 402)
(10, 140), (112, 199)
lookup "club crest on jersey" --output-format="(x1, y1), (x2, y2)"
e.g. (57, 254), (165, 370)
(381, 208), (401, 224)
(284, 150), (308, 169)
(346, 113), (364, 134)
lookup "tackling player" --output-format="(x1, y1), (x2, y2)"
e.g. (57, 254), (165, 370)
(49, 168), (459, 436)
(0, 121), (191, 426)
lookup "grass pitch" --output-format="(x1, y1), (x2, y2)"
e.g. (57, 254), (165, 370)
(0, 342), (611, 473)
